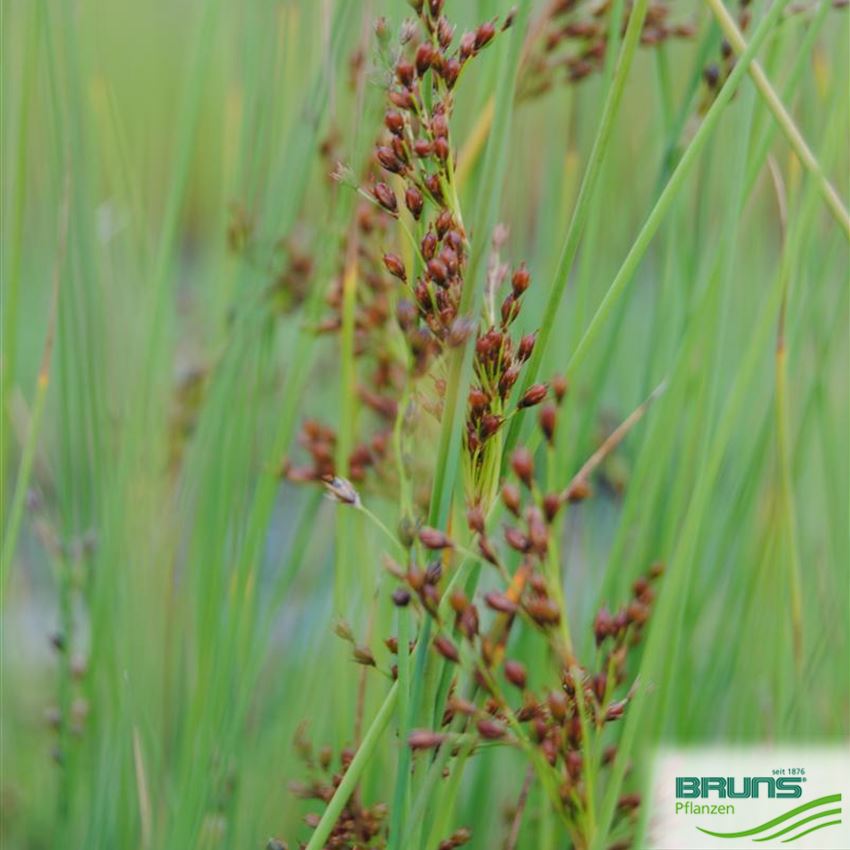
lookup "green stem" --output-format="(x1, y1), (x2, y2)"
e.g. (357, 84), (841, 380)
(704, 0), (850, 239)
(564, 0), (796, 382)
(304, 682), (399, 850)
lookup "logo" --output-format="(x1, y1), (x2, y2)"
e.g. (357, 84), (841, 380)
(676, 777), (804, 799)
(648, 747), (850, 849)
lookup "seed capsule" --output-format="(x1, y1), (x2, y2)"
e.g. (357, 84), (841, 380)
(468, 388), (489, 411)
(442, 58), (460, 87)
(517, 332), (536, 362)
(419, 526), (453, 550)
(566, 480), (590, 503)
(542, 492), (561, 522)
(427, 257), (448, 285)
(425, 174), (444, 203)
(519, 384), (547, 409)
(393, 588), (411, 607)
(479, 413), (502, 439)
(405, 186), (424, 219)
(352, 645), (376, 666)
(475, 21), (496, 49)
(504, 526), (530, 553)
(434, 634), (460, 663)
(477, 535), (499, 565)
(501, 483), (521, 516)
(484, 591), (518, 614)
(396, 61), (415, 87)
(511, 264), (530, 295)
(552, 374), (569, 403)
(431, 113), (449, 138)
(511, 447), (534, 487)
(460, 31), (477, 60)
(594, 608), (614, 645)
(385, 110), (405, 135)
(538, 404), (557, 444)
(373, 182), (398, 214)
(504, 659), (527, 689)
(547, 689), (568, 721)
(415, 43), (434, 75)
(389, 88), (415, 110)
(421, 231), (438, 260)
(466, 504), (485, 534)
(383, 252), (407, 281)
(414, 138), (434, 158)
(409, 729), (446, 750)
(476, 718), (506, 740)
(376, 146), (404, 174)
(526, 596), (561, 626)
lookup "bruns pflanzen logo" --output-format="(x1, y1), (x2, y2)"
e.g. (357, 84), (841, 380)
(648, 747), (850, 849)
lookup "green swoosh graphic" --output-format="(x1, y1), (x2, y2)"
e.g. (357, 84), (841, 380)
(697, 794), (842, 838)
(754, 808), (842, 842)
(782, 819), (842, 843)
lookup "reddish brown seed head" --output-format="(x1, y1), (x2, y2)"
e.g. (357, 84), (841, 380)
(542, 492), (561, 522)
(434, 137), (449, 161)
(413, 139), (434, 160)
(427, 257), (448, 285)
(405, 186), (424, 219)
(479, 413), (503, 439)
(501, 483), (521, 516)
(511, 447), (534, 488)
(538, 404), (557, 444)
(500, 293), (520, 326)
(466, 504), (485, 534)
(484, 590), (519, 614)
(504, 526), (530, 553)
(519, 383), (548, 409)
(511, 264), (530, 295)
(525, 596), (561, 626)
(459, 30), (476, 60)
(431, 113), (449, 138)
(475, 21), (496, 49)
(385, 110), (405, 135)
(517, 332), (536, 362)
(373, 182), (397, 213)
(449, 589), (469, 615)
(396, 61), (415, 87)
(442, 57), (460, 87)
(566, 479), (590, 503)
(420, 233), (437, 262)
(547, 689), (568, 721)
(552, 374), (569, 403)
(425, 174), (444, 203)
(392, 588), (411, 608)
(468, 387), (489, 411)
(419, 526), (453, 550)
(594, 607), (614, 646)
(476, 718), (506, 740)
(409, 729), (446, 750)
(376, 145), (404, 174)
(389, 88), (415, 110)
(504, 659), (527, 689)
(383, 252), (406, 281)
(415, 42), (434, 75)
(434, 634), (460, 663)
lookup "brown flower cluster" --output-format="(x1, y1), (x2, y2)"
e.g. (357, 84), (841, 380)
(288, 735), (388, 849)
(521, 0), (696, 98)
